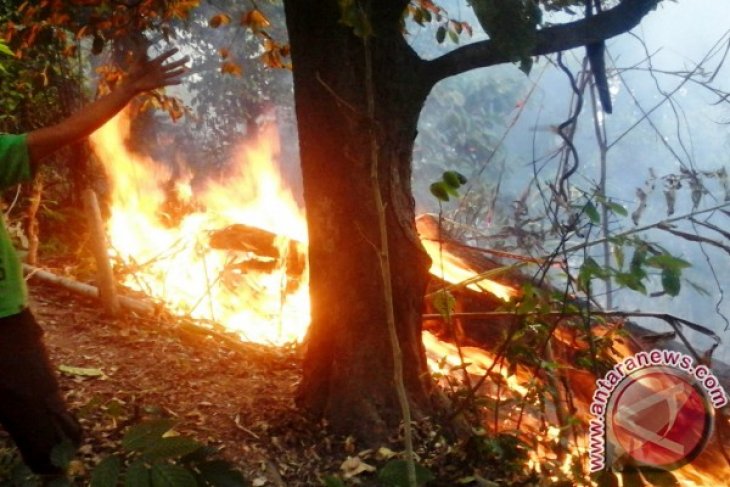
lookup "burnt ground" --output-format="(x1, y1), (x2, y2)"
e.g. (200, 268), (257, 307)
(1, 281), (491, 487)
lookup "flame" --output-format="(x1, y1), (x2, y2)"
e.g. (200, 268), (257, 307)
(424, 328), (729, 485)
(420, 239), (519, 301)
(424, 329), (587, 480)
(90, 111), (309, 344)
(423, 331), (528, 396)
(89, 113), (726, 486)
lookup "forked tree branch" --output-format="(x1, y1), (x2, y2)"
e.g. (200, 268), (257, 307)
(424, 0), (662, 85)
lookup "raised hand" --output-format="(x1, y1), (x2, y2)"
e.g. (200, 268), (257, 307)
(124, 48), (190, 94)
(27, 49), (190, 163)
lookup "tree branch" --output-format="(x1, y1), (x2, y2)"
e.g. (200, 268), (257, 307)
(424, 0), (661, 85)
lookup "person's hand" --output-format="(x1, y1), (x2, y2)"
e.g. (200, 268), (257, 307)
(27, 49), (190, 164)
(124, 48), (189, 94)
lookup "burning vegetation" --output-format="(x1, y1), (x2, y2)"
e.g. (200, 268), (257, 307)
(4, 0), (730, 483)
(90, 111), (309, 345)
(59, 110), (727, 486)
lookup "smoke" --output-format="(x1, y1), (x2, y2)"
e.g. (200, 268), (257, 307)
(412, 1), (730, 362)
(124, 0), (298, 200)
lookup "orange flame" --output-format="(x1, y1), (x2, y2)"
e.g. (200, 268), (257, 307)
(90, 111), (309, 345)
(421, 239), (519, 301)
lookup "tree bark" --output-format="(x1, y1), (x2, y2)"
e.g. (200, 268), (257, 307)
(283, 0), (435, 441)
(282, 0), (662, 443)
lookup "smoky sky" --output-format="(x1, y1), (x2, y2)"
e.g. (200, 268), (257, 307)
(412, 1), (730, 362)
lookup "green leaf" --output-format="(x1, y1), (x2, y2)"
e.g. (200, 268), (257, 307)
(91, 455), (122, 487)
(50, 438), (76, 469)
(122, 419), (176, 452)
(198, 460), (249, 486)
(150, 464), (197, 487)
(645, 254), (691, 270)
(612, 244), (624, 269)
(577, 257), (609, 291)
(539, 360), (559, 371)
(58, 365), (105, 377)
(105, 399), (127, 418)
(444, 184), (460, 197)
(607, 202), (628, 216)
(448, 29), (459, 44)
(142, 436), (202, 461)
(429, 182), (450, 202)
(614, 272), (647, 294)
(431, 289), (456, 318)
(378, 460), (435, 487)
(630, 247), (647, 275)
(323, 476), (346, 487)
(0, 42), (13, 57)
(180, 445), (217, 464)
(584, 201), (600, 224)
(435, 26), (446, 44)
(661, 267), (681, 297)
(442, 171), (462, 189)
(125, 460), (151, 487)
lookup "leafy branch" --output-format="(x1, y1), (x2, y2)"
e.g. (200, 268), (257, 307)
(424, 0), (660, 84)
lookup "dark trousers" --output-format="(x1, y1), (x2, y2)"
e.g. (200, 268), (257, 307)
(0, 309), (81, 474)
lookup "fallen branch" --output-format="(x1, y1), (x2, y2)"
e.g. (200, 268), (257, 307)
(23, 264), (271, 357)
(423, 310), (720, 362)
(429, 201), (730, 298)
(23, 264), (154, 315)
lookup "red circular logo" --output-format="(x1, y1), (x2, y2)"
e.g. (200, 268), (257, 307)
(607, 367), (713, 470)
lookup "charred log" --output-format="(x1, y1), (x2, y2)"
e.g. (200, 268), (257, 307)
(209, 224), (307, 286)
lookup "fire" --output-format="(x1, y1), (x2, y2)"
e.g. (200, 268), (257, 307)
(421, 240), (519, 301)
(90, 111), (309, 344)
(423, 330), (528, 397)
(424, 329), (591, 481)
(89, 113), (727, 486)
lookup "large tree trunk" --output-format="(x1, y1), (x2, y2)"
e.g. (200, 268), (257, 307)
(283, 0), (435, 441)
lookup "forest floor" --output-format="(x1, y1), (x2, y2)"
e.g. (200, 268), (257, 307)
(4, 280), (397, 486)
(3, 281), (727, 486)
(3, 280), (505, 487)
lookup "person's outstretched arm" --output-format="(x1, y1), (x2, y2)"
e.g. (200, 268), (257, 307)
(26, 48), (188, 165)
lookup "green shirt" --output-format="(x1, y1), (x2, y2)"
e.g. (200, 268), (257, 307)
(0, 134), (31, 317)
